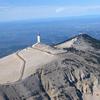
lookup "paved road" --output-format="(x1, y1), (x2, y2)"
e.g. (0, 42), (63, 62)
(16, 52), (26, 81)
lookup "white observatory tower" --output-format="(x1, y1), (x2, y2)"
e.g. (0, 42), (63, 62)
(37, 33), (41, 43)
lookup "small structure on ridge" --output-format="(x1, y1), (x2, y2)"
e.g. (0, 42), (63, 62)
(37, 33), (41, 43)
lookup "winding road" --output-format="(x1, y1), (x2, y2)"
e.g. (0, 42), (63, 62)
(16, 52), (26, 81)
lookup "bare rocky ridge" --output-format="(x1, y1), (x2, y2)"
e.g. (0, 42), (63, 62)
(0, 34), (100, 100)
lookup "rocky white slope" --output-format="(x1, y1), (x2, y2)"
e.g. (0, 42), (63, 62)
(0, 34), (100, 100)
(55, 34), (100, 51)
(0, 43), (66, 84)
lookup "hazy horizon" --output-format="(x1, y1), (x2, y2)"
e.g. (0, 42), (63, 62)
(0, 0), (100, 57)
(0, 16), (100, 58)
(0, 0), (100, 22)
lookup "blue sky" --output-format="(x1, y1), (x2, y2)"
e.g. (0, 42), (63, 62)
(0, 0), (100, 21)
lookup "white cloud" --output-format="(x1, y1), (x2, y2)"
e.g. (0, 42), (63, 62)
(56, 7), (65, 13)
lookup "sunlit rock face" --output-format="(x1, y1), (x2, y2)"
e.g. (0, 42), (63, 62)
(0, 34), (100, 100)
(55, 34), (100, 51)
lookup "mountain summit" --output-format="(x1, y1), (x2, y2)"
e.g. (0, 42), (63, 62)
(0, 34), (100, 100)
(55, 34), (100, 51)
